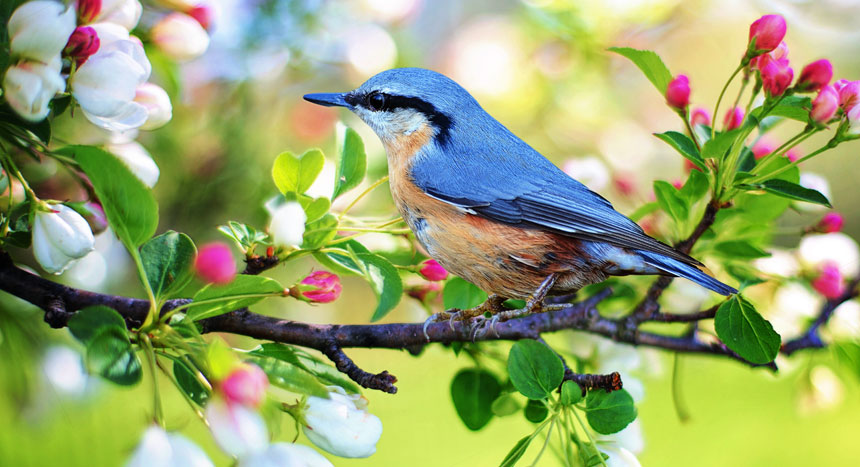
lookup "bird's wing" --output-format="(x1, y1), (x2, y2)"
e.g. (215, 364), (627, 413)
(410, 142), (700, 266)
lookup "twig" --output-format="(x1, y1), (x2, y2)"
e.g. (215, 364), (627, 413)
(782, 277), (860, 355)
(322, 345), (398, 394)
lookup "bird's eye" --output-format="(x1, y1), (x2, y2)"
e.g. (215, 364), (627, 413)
(366, 92), (387, 112)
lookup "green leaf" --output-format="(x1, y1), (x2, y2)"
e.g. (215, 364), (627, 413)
(443, 277), (488, 310)
(85, 327), (142, 386)
(451, 368), (501, 430)
(141, 231), (197, 301)
(351, 252), (403, 321)
(733, 156), (798, 221)
(680, 169), (709, 203)
(499, 436), (532, 467)
(584, 389), (637, 434)
(301, 196), (331, 223)
(302, 213), (338, 250)
(218, 221), (269, 249)
(523, 398), (549, 423)
(507, 339), (564, 400)
(750, 95), (811, 123)
(653, 180), (689, 222)
(739, 179), (831, 207)
(701, 129), (739, 161)
(654, 131), (705, 170)
(714, 241), (771, 259)
(312, 240), (372, 276)
(332, 125), (367, 200)
(272, 149), (325, 195)
(714, 295), (780, 364)
(627, 201), (659, 222)
(245, 355), (329, 398)
(491, 393), (521, 417)
(173, 359), (210, 406)
(57, 145), (157, 248)
(560, 380), (583, 405)
(187, 275), (284, 321)
(833, 342), (860, 382)
(250, 343), (361, 393)
(68, 306), (127, 344)
(608, 47), (673, 93)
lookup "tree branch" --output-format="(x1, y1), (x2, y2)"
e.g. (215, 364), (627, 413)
(781, 276), (860, 355)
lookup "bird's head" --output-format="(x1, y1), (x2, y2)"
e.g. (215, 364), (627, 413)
(304, 68), (480, 149)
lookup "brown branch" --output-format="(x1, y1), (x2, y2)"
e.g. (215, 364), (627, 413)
(782, 277), (860, 355)
(631, 200), (722, 320)
(537, 336), (623, 393)
(322, 345), (398, 394)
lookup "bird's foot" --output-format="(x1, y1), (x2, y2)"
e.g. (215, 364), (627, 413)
(422, 294), (506, 340)
(469, 273), (561, 338)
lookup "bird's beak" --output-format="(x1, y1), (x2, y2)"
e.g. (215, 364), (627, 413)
(303, 92), (350, 108)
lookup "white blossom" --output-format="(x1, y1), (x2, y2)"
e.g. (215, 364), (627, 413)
(135, 83), (173, 130)
(32, 204), (96, 274)
(206, 396), (268, 458)
(105, 140), (160, 187)
(239, 443), (333, 467)
(126, 425), (213, 467)
(302, 387), (382, 458)
(2, 59), (65, 121)
(151, 13), (210, 61)
(88, 0), (143, 30)
(268, 202), (306, 248)
(8, 1), (76, 64)
(798, 232), (859, 278)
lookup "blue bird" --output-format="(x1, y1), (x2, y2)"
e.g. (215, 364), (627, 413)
(305, 68), (735, 320)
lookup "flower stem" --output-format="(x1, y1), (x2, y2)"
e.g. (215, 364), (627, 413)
(571, 407), (608, 467)
(142, 336), (165, 428)
(712, 64), (745, 140)
(337, 176), (389, 221)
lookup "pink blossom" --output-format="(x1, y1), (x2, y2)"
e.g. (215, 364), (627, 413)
(77, 0), (101, 24)
(812, 262), (846, 299)
(752, 137), (776, 160)
(187, 4), (214, 31)
(299, 271), (342, 303)
(750, 41), (788, 70)
(665, 75), (690, 110)
(221, 364), (268, 408)
(760, 55), (793, 97)
(837, 80), (860, 111)
(785, 148), (800, 162)
(63, 26), (100, 66)
(690, 107), (711, 127)
(418, 259), (449, 281)
(817, 213), (844, 234)
(195, 242), (237, 284)
(796, 59), (833, 92)
(811, 84), (839, 123)
(723, 106), (744, 130)
(748, 15), (787, 55)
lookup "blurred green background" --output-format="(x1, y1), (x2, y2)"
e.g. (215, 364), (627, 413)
(3, 0), (860, 465)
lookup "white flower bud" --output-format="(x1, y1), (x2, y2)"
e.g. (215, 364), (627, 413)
(2, 59), (65, 121)
(268, 202), (306, 248)
(105, 140), (160, 187)
(798, 233), (860, 277)
(135, 83), (173, 130)
(32, 204), (96, 274)
(71, 23), (151, 132)
(206, 396), (268, 458)
(151, 13), (210, 61)
(302, 387), (382, 458)
(8, 1), (76, 64)
(84, 0), (143, 30)
(239, 443), (334, 467)
(126, 425), (214, 467)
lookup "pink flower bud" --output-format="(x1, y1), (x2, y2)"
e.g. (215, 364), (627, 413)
(690, 107), (711, 127)
(816, 213), (844, 233)
(63, 26), (100, 66)
(406, 282), (442, 302)
(187, 4), (214, 31)
(683, 158), (700, 173)
(77, 0), (102, 24)
(833, 79), (849, 94)
(665, 75), (690, 110)
(221, 364), (268, 408)
(837, 80), (860, 111)
(751, 137), (776, 160)
(195, 242), (237, 284)
(723, 106), (744, 130)
(748, 15), (787, 56)
(671, 179), (683, 190)
(299, 271), (342, 303)
(811, 84), (839, 123)
(82, 201), (108, 234)
(612, 173), (636, 196)
(151, 12), (210, 61)
(811, 262), (846, 299)
(785, 148), (800, 162)
(796, 59), (833, 92)
(760, 56), (793, 97)
(418, 259), (449, 281)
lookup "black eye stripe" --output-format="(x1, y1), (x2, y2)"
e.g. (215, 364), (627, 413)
(351, 92), (453, 146)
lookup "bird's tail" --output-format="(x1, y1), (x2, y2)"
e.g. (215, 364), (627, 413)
(636, 250), (737, 296)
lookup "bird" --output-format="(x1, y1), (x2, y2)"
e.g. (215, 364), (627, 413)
(304, 68), (736, 324)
